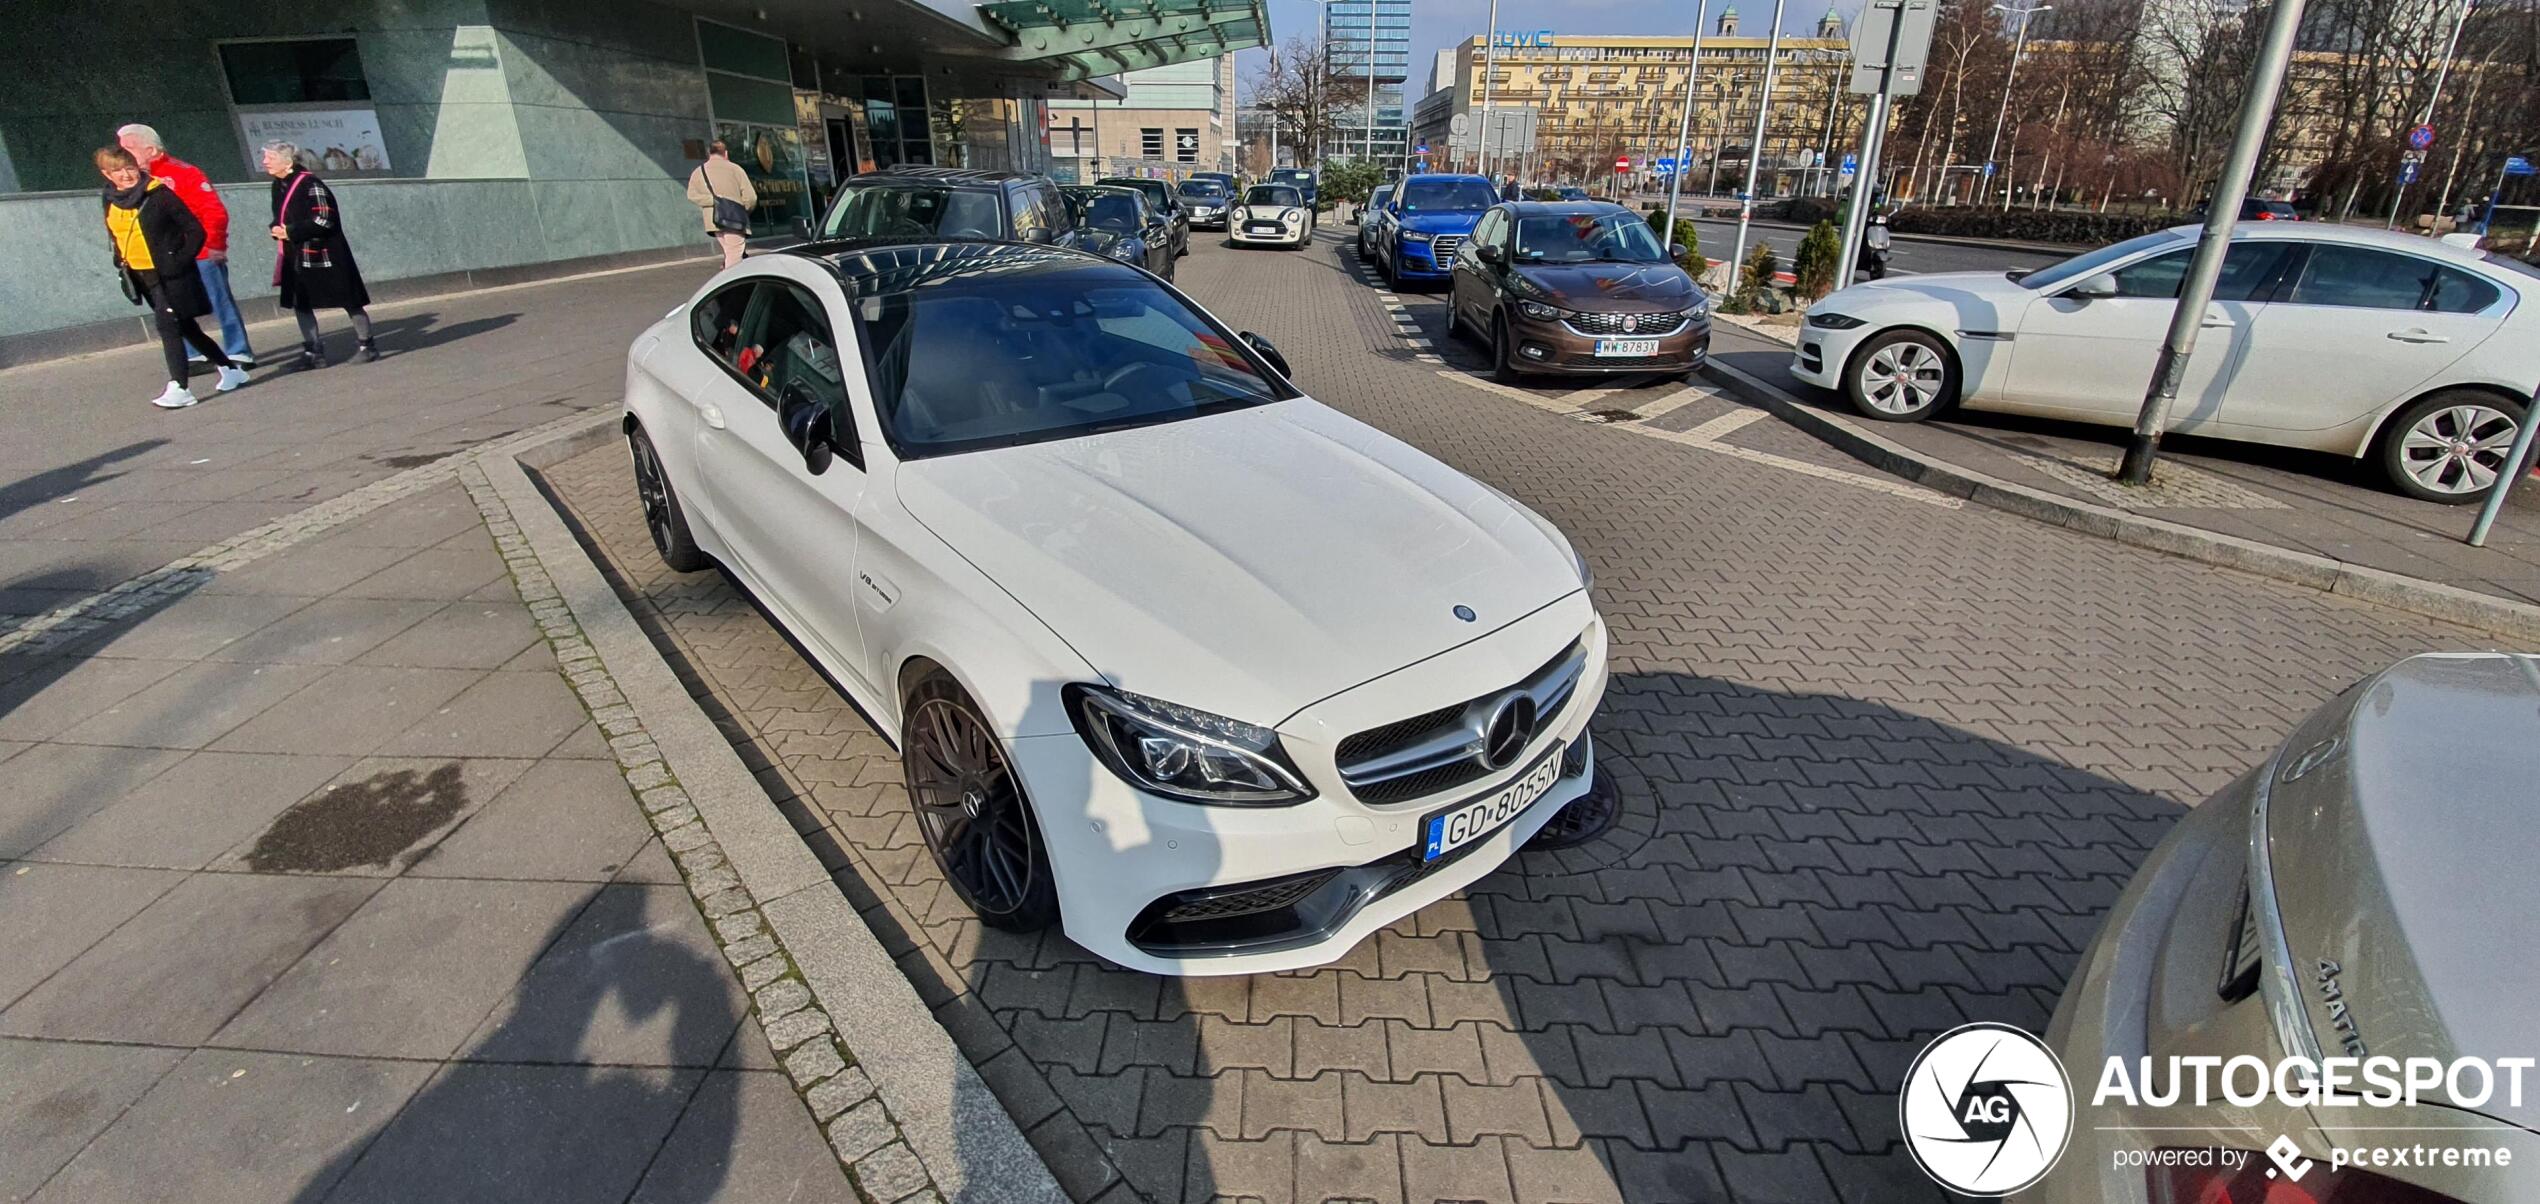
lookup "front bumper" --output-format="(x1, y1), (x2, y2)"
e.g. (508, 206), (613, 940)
(1788, 319), (1869, 390)
(1189, 209), (1228, 229)
(1010, 596), (1608, 976)
(1231, 220), (1306, 246)
(1503, 315), (1711, 376)
(1392, 241), (1453, 279)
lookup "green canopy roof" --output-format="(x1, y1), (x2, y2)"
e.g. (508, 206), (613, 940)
(977, 0), (1270, 79)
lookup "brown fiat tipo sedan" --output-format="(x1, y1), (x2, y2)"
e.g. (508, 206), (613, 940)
(1446, 201), (1710, 383)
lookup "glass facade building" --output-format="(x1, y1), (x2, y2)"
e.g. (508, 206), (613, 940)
(1321, 0), (1410, 168)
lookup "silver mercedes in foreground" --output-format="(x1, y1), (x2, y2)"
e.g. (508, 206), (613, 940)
(2034, 652), (2540, 1202)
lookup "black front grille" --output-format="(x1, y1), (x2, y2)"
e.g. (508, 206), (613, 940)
(1559, 352), (1687, 370)
(1563, 310), (1688, 336)
(1336, 640), (1587, 805)
(1153, 870), (1333, 923)
(1335, 703), (1461, 766)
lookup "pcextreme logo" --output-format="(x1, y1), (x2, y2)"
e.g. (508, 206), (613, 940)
(1900, 1022), (2075, 1195)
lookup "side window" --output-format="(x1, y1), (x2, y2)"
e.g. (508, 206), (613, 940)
(2286, 245), (2457, 311)
(737, 283), (860, 466)
(2102, 244), (2289, 302)
(692, 282), (757, 367)
(1011, 186), (1053, 243)
(2424, 265), (2500, 314)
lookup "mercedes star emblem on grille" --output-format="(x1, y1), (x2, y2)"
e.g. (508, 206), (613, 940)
(1481, 696), (1538, 769)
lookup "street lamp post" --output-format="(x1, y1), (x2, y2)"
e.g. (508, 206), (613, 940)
(1980, 0), (2049, 208)
(1727, 0), (1791, 288)
(1365, 0), (1378, 165)
(1661, 0), (1713, 240)
(1478, 0), (1502, 176)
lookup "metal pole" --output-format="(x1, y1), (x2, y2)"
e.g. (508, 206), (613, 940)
(2466, 382), (2540, 546)
(1366, 0), (1378, 165)
(2386, 0), (2475, 229)
(1979, 2), (2045, 208)
(1663, 1), (1713, 238)
(1835, 0), (1914, 289)
(1478, 8), (1501, 177)
(2117, 0), (2306, 484)
(1728, 0), (1791, 290)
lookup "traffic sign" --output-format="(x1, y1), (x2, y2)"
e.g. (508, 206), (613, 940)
(1982, 161), (1996, 178)
(2407, 123), (2435, 151)
(1415, 142), (1429, 154)
(1615, 155), (1630, 170)
(1841, 153), (1857, 174)
(1848, 0), (1937, 96)
(2507, 155), (2536, 177)
(2398, 160), (2420, 186)
(1450, 113), (1470, 137)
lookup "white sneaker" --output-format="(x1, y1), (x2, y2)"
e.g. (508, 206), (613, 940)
(151, 382), (199, 409)
(215, 365), (248, 393)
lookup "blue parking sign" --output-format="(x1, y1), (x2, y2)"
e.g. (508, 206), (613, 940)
(2507, 155), (2537, 177)
(2399, 160), (2420, 185)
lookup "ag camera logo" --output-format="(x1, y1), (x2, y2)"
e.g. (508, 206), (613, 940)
(1901, 1022), (2074, 1194)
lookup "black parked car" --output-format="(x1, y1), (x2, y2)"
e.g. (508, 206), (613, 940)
(1063, 185), (1174, 280)
(813, 166), (1078, 244)
(1177, 178), (1233, 230)
(1095, 177), (1189, 257)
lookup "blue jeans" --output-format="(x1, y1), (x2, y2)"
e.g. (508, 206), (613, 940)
(189, 255), (254, 363)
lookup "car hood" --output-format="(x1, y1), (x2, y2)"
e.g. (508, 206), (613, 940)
(1075, 229), (1138, 255)
(1514, 261), (1696, 312)
(1399, 212), (1484, 236)
(1828, 270), (2038, 305)
(894, 399), (1583, 726)
(2264, 653), (2540, 1132)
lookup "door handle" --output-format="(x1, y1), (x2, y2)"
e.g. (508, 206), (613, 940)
(2386, 329), (2450, 344)
(2199, 310), (2234, 329)
(699, 405), (726, 430)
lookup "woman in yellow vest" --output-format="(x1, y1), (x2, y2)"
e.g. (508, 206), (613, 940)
(99, 145), (247, 409)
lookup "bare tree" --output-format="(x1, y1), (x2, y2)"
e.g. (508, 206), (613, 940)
(1247, 35), (1363, 168)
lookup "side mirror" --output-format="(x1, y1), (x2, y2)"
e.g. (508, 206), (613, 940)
(793, 216), (816, 240)
(1239, 331), (1291, 380)
(1668, 242), (1688, 262)
(778, 382), (837, 476)
(1476, 244), (1505, 267)
(2064, 273), (2117, 301)
(1350, 211), (1362, 226)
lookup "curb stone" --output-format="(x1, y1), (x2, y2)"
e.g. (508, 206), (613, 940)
(1698, 319), (2540, 644)
(462, 433), (1068, 1204)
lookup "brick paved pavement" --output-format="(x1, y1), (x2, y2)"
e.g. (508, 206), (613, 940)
(542, 229), (2503, 1203)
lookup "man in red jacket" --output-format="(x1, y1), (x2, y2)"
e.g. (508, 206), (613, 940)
(119, 124), (255, 368)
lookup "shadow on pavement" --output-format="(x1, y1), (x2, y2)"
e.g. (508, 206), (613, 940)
(0, 440), (166, 530)
(285, 885), (744, 1203)
(345, 311), (523, 360)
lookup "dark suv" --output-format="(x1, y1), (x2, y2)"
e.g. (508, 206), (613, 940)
(813, 166), (1076, 243)
(1095, 177), (1189, 257)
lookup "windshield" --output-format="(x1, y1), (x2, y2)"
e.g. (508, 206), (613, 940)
(2017, 231), (2187, 290)
(1269, 170), (1313, 187)
(821, 185), (1004, 239)
(1097, 178), (1167, 206)
(1245, 185), (1301, 207)
(1515, 212), (1667, 263)
(855, 267), (1294, 458)
(1398, 178), (1498, 214)
(1178, 180), (1227, 199)
(1074, 192), (1144, 232)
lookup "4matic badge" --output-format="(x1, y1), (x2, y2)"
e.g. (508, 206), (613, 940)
(1901, 1022), (2075, 1195)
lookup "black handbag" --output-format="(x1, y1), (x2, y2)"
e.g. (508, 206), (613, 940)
(117, 267), (141, 306)
(702, 169), (751, 235)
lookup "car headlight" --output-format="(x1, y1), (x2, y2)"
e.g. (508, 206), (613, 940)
(1067, 685), (1315, 805)
(1686, 293), (1712, 317)
(1516, 300), (1563, 322)
(1402, 230), (1434, 242)
(1107, 243), (1140, 261)
(1281, 208), (1302, 223)
(1806, 311), (1866, 330)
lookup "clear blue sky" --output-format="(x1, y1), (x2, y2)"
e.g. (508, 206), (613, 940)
(1236, 0), (1857, 101)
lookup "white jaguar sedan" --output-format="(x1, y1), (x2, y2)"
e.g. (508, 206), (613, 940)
(620, 240), (1606, 975)
(1791, 224), (2539, 502)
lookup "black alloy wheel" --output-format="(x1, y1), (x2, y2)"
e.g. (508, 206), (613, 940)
(628, 429), (708, 572)
(902, 674), (1059, 931)
(1491, 313), (1526, 384)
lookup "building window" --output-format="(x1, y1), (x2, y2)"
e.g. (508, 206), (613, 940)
(1141, 127), (1164, 158)
(1174, 128), (1199, 162)
(219, 39), (372, 105)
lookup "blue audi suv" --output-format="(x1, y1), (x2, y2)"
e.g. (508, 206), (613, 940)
(1376, 173), (1498, 289)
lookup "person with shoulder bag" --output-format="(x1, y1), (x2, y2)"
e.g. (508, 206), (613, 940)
(686, 139), (758, 269)
(98, 146), (247, 410)
(262, 141), (378, 369)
